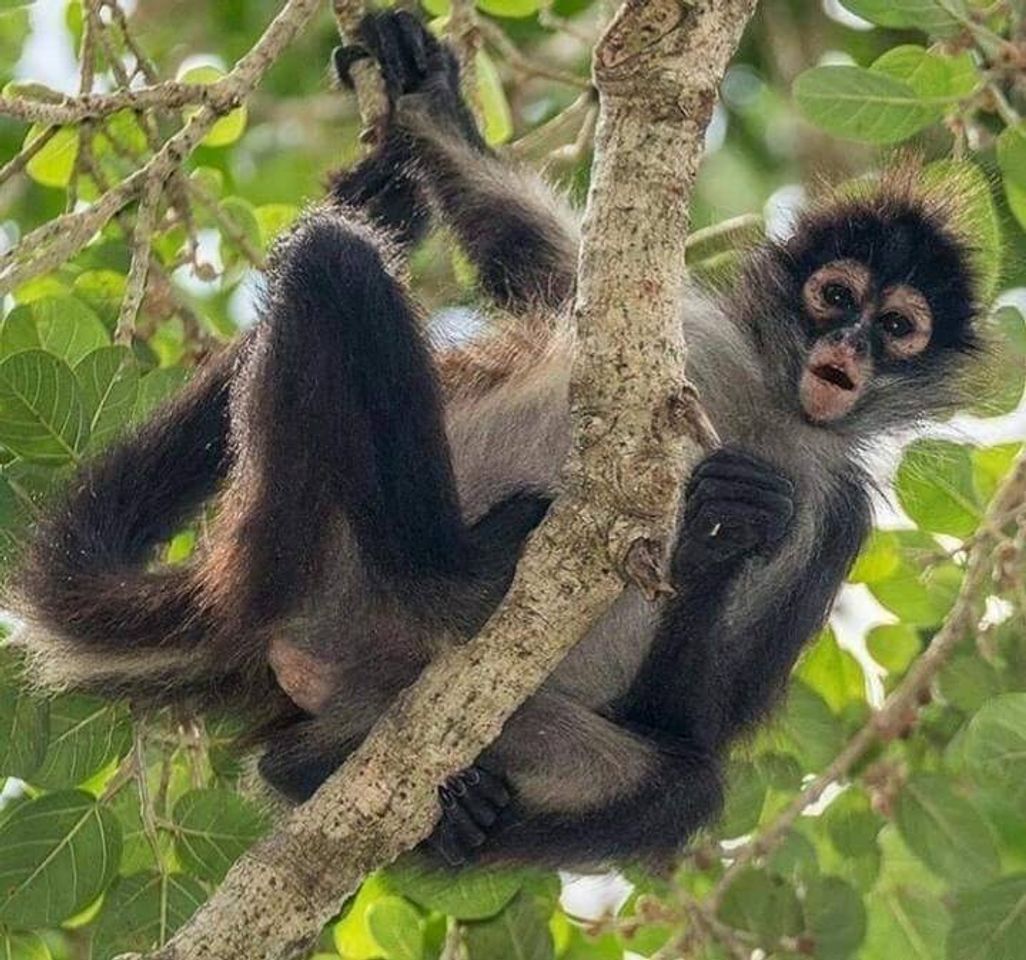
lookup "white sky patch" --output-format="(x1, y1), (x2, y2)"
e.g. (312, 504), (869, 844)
(822, 0), (874, 31)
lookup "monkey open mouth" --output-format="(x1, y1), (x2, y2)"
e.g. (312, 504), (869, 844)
(811, 363), (856, 392)
(800, 347), (867, 422)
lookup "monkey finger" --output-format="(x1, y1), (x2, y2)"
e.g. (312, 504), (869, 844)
(439, 786), (488, 848)
(332, 45), (370, 90)
(690, 450), (794, 497)
(394, 9), (433, 77)
(686, 478), (794, 523)
(467, 765), (512, 807)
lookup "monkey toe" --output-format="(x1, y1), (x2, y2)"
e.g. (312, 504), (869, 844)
(346, 12), (452, 102)
(431, 766), (511, 866)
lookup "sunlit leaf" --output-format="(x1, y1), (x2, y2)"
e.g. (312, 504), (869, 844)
(33, 695), (131, 789)
(794, 67), (940, 144)
(367, 896), (424, 960)
(23, 124), (78, 188)
(179, 65), (247, 148)
(896, 439), (981, 538)
(387, 862), (523, 920)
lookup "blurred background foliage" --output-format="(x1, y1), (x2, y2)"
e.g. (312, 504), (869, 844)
(1, 1), (1025, 959)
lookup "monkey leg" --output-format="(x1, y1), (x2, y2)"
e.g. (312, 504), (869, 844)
(429, 693), (723, 868)
(11, 344), (241, 698)
(218, 208), (472, 630)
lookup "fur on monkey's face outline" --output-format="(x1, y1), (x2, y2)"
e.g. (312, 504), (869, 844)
(751, 185), (983, 432)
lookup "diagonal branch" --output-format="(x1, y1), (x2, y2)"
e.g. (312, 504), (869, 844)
(130, 2), (758, 958)
(0, 0), (323, 299)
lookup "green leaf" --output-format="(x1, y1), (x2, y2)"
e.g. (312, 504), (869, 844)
(894, 773), (999, 887)
(973, 442), (1022, 505)
(804, 875), (866, 960)
(92, 872), (207, 958)
(0, 350), (89, 463)
(219, 196), (263, 257)
(0, 790), (121, 926)
(0, 305), (41, 355)
(476, 0), (541, 17)
(72, 270), (126, 332)
(74, 346), (139, 449)
(33, 695), (130, 789)
(254, 203), (299, 248)
(334, 874), (393, 960)
(171, 788), (269, 882)
(23, 124), (78, 188)
(134, 366), (189, 421)
(972, 308), (1026, 417)
(937, 654), (1001, 713)
(793, 66), (940, 144)
(962, 694), (1026, 801)
(0, 931), (51, 960)
(866, 623), (922, 678)
(870, 45), (953, 97)
(367, 896), (424, 960)
(774, 681), (844, 771)
(998, 123), (1026, 233)
(824, 788), (882, 857)
(795, 628), (865, 712)
(839, 0), (966, 36)
(30, 296), (109, 364)
(948, 874), (1026, 960)
(896, 439), (982, 538)
(849, 530), (901, 583)
(717, 868), (803, 947)
(862, 883), (950, 960)
(179, 65), (247, 147)
(463, 890), (554, 960)
(475, 48), (513, 146)
(717, 759), (766, 837)
(386, 862), (523, 919)
(0, 651), (48, 780)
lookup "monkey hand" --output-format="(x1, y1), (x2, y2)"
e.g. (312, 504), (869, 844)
(428, 766), (511, 867)
(677, 447), (795, 567)
(333, 12), (458, 111)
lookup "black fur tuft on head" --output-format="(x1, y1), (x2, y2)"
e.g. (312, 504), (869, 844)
(782, 168), (982, 354)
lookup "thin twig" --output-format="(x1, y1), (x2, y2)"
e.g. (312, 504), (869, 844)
(115, 171), (163, 344)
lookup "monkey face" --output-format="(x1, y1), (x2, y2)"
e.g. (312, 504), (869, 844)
(798, 259), (934, 423)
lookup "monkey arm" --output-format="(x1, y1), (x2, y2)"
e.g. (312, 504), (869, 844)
(619, 451), (870, 754)
(714, 477), (870, 747)
(335, 11), (580, 312)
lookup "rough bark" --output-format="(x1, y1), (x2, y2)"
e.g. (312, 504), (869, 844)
(135, 2), (757, 957)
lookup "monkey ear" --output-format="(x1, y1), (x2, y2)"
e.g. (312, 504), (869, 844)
(332, 44), (370, 89)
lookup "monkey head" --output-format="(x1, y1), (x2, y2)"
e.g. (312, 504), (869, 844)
(740, 167), (985, 434)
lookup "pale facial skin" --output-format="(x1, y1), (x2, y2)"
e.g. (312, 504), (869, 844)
(799, 259), (933, 423)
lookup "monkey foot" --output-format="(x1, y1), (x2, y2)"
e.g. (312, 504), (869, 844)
(430, 765), (511, 866)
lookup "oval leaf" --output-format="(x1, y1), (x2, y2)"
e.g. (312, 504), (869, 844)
(948, 874), (1026, 960)
(171, 788), (269, 882)
(367, 895), (424, 960)
(33, 695), (130, 789)
(92, 871), (207, 958)
(895, 773), (999, 887)
(0, 790), (121, 927)
(794, 66), (939, 144)
(0, 350), (89, 464)
(386, 862), (523, 920)
(75, 346), (139, 449)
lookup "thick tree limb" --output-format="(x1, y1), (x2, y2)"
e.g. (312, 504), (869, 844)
(133, 2), (756, 958)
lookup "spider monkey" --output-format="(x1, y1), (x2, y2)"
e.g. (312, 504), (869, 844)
(11, 12), (983, 869)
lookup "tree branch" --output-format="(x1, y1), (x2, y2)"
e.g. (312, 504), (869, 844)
(131, 2), (757, 958)
(0, 0), (322, 299)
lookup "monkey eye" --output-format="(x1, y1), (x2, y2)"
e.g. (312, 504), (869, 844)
(878, 312), (914, 338)
(821, 282), (855, 310)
